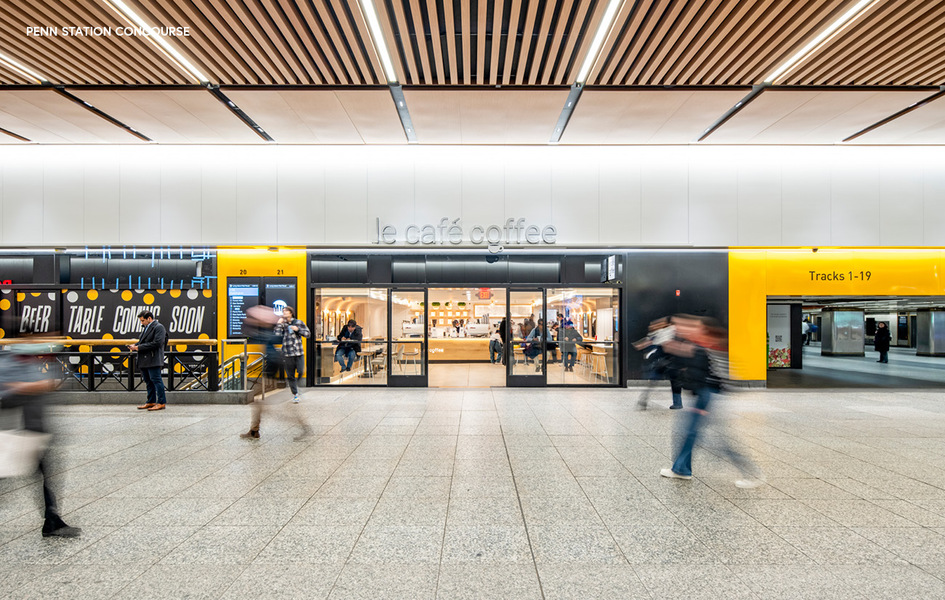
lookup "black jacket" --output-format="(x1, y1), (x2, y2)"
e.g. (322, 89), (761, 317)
(136, 320), (167, 369)
(337, 325), (363, 353)
(874, 326), (891, 352)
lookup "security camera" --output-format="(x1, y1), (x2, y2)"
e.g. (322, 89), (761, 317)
(488, 244), (504, 254)
(812, 247), (819, 253)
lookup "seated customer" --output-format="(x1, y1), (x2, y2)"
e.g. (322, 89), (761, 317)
(334, 319), (362, 372)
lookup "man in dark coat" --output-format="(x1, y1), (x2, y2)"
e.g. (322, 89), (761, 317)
(874, 321), (891, 363)
(130, 310), (168, 410)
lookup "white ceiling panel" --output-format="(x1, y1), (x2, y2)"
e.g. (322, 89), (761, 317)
(224, 89), (406, 144)
(708, 89), (934, 144)
(404, 89), (570, 144)
(562, 89), (748, 144)
(0, 90), (141, 143)
(852, 95), (945, 144)
(67, 89), (262, 144)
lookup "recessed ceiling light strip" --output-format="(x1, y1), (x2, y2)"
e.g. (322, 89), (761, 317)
(208, 87), (274, 142)
(101, 0), (209, 84)
(389, 85), (417, 143)
(0, 126), (31, 142)
(356, 0), (398, 83)
(696, 85), (766, 142)
(549, 84), (585, 144)
(53, 88), (153, 142)
(0, 52), (48, 83)
(576, 0), (627, 84)
(763, 0), (881, 85)
(842, 86), (945, 143)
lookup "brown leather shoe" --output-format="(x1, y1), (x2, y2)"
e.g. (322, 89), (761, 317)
(147, 404), (166, 411)
(137, 403), (155, 410)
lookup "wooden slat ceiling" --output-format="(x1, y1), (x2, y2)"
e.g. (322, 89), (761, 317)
(1, 0), (942, 87)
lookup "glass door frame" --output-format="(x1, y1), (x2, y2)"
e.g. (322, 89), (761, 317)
(506, 288), (547, 387)
(389, 288), (428, 387)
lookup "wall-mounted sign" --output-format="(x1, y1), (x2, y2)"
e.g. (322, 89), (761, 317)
(63, 289), (214, 339)
(375, 218), (557, 246)
(766, 304), (791, 368)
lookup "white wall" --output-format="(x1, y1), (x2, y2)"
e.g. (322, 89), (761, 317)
(2, 144), (945, 248)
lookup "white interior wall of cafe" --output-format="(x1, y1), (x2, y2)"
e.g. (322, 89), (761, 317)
(1, 144), (944, 248)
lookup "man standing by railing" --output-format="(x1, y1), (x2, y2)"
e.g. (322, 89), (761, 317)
(130, 310), (168, 411)
(275, 306), (310, 403)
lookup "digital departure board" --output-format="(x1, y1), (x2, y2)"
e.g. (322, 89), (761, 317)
(227, 281), (260, 337)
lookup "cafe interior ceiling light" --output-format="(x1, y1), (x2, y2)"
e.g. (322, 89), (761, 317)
(101, 0), (209, 84)
(0, 52), (47, 83)
(764, 0), (880, 84)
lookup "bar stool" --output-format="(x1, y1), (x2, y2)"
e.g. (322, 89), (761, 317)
(591, 351), (609, 382)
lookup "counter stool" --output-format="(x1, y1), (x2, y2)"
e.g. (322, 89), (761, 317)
(591, 351), (609, 382)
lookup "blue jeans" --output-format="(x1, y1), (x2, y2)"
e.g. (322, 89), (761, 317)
(564, 350), (577, 369)
(140, 366), (166, 405)
(489, 339), (503, 363)
(671, 386), (755, 478)
(335, 348), (356, 371)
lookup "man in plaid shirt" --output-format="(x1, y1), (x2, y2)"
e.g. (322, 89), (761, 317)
(274, 306), (310, 403)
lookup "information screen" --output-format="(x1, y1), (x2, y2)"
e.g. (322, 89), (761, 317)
(265, 281), (297, 316)
(228, 282), (260, 337)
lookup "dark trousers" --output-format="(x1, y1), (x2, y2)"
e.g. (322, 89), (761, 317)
(879, 350), (888, 363)
(283, 354), (303, 394)
(564, 350), (577, 369)
(140, 366), (166, 405)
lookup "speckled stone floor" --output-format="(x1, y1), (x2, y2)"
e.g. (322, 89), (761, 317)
(2, 387), (945, 599)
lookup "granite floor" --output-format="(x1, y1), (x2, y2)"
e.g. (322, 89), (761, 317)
(2, 387), (945, 599)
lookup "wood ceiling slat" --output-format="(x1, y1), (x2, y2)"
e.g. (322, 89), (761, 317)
(528, 0), (558, 85)
(387, 0), (420, 84)
(661, 0), (738, 85)
(82, 0), (198, 82)
(257, 0), (322, 83)
(368, 0), (405, 83)
(730, 0), (847, 85)
(461, 1), (471, 84)
(476, 0), (487, 84)
(589, 0), (643, 84)
(221, 0), (297, 82)
(711, 0), (818, 85)
(0, 22), (85, 83)
(789, 0), (920, 81)
(407, 0), (433, 84)
(184, 0), (272, 84)
(554, 0), (593, 84)
(502, 0), (524, 85)
(866, 36), (945, 86)
(5, 1), (175, 83)
(268, 0), (330, 83)
(334, 0), (385, 83)
(319, 0), (372, 84)
(205, 0), (283, 83)
(612, 0), (672, 85)
(679, 0), (768, 84)
(136, 0), (245, 83)
(293, 0), (351, 84)
(515, 0), (541, 85)
(650, 0), (725, 84)
(425, 0), (446, 84)
(442, 0), (458, 84)
(489, 0), (505, 85)
(540, 0), (573, 85)
(624, 0), (689, 85)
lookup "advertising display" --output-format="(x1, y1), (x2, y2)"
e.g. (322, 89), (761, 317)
(766, 304), (792, 368)
(62, 288), (214, 339)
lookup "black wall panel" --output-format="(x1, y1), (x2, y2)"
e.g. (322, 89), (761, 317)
(624, 251), (729, 379)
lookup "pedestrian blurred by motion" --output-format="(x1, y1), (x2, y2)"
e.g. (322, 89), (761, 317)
(275, 306), (310, 403)
(0, 332), (81, 537)
(130, 310), (168, 411)
(633, 317), (682, 410)
(240, 305), (311, 441)
(874, 321), (891, 363)
(659, 317), (763, 488)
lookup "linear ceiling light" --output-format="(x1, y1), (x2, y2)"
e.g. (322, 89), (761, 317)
(102, 0), (208, 84)
(357, 0), (398, 83)
(0, 52), (47, 83)
(576, 0), (625, 83)
(763, 0), (880, 84)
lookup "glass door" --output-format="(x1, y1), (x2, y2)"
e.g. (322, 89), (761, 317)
(389, 289), (428, 387)
(507, 289), (546, 387)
